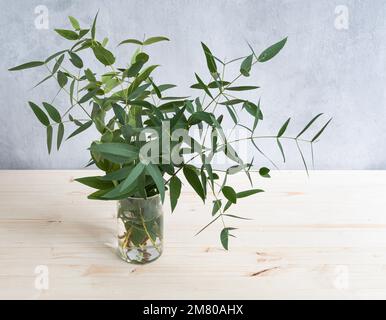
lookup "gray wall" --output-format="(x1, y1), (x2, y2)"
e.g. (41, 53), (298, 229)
(1, 0), (385, 169)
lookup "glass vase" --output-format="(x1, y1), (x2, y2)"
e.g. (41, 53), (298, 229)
(117, 195), (163, 264)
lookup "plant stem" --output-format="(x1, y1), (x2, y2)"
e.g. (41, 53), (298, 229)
(138, 209), (161, 254)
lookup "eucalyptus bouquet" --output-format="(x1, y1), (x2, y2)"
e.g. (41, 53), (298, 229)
(9, 13), (330, 262)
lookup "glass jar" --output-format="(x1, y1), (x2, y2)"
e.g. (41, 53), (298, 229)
(117, 195), (163, 264)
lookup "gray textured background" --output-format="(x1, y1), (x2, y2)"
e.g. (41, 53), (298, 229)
(1, 0), (385, 169)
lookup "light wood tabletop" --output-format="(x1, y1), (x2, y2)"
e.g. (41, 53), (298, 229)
(1, 170), (386, 299)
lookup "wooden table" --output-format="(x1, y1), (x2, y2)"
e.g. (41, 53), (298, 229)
(1, 170), (386, 299)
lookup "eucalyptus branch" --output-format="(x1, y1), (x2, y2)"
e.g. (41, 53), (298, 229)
(9, 14), (329, 252)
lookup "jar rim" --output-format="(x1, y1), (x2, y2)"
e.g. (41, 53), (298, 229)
(124, 193), (161, 201)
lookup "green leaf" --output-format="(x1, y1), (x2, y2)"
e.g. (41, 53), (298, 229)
(212, 199), (222, 216)
(57, 123), (64, 150)
(92, 45), (115, 66)
(99, 166), (132, 181)
(128, 65), (159, 94)
(220, 227), (237, 250)
(42, 102), (61, 123)
(66, 120), (92, 140)
(46, 125), (53, 154)
(236, 189), (264, 198)
(188, 111), (214, 126)
(311, 118), (332, 142)
(54, 29), (79, 40)
(69, 52), (83, 68)
(28, 102), (49, 126)
(69, 16), (80, 30)
(90, 143), (138, 159)
(222, 186), (237, 204)
(170, 176), (182, 212)
(75, 176), (114, 190)
(183, 166), (205, 202)
(119, 162), (146, 192)
(223, 200), (232, 212)
(201, 42), (217, 75)
(102, 37), (109, 47)
(259, 167), (270, 178)
(222, 214), (252, 220)
(277, 138), (285, 162)
(194, 73), (213, 99)
(296, 113), (323, 138)
(52, 54), (65, 73)
(78, 88), (98, 103)
(69, 79), (75, 105)
(258, 37), (287, 62)
(84, 68), (96, 82)
(240, 54), (253, 76)
(145, 163), (165, 203)
(118, 38), (143, 46)
(91, 11), (98, 39)
(143, 36), (170, 45)
(219, 99), (244, 106)
(149, 78), (161, 98)
(112, 103), (126, 125)
(191, 81), (230, 89)
(45, 50), (68, 63)
(57, 71), (68, 88)
(226, 105), (238, 124)
(9, 61), (45, 71)
(225, 86), (259, 91)
(277, 118), (291, 137)
(208, 80), (230, 88)
(78, 29), (90, 39)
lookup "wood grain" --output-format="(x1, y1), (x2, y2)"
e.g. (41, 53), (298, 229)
(1, 170), (386, 299)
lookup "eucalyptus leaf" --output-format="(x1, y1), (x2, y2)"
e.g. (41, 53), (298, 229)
(42, 102), (61, 123)
(75, 176), (114, 190)
(46, 125), (53, 154)
(119, 162), (146, 192)
(57, 71), (68, 88)
(240, 54), (253, 76)
(143, 36), (170, 45)
(54, 29), (79, 40)
(52, 54), (65, 74)
(212, 199), (222, 216)
(57, 123), (64, 150)
(91, 11), (98, 39)
(277, 118), (291, 137)
(170, 175), (182, 212)
(236, 189), (264, 198)
(296, 113), (323, 138)
(145, 163), (165, 203)
(258, 37), (287, 62)
(225, 86), (259, 91)
(69, 52), (83, 68)
(220, 227), (237, 250)
(9, 61), (45, 71)
(311, 118), (332, 142)
(69, 16), (80, 30)
(194, 73), (213, 99)
(118, 38), (143, 46)
(222, 186), (237, 204)
(259, 167), (270, 178)
(66, 120), (92, 140)
(201, 42), (217, 76)
(183, 165), (205, 202)
(92, 44), (115, 66)
(28, 102), (49, 126)
(79, 89), (98, 104)
(277, 138), (286, 162)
